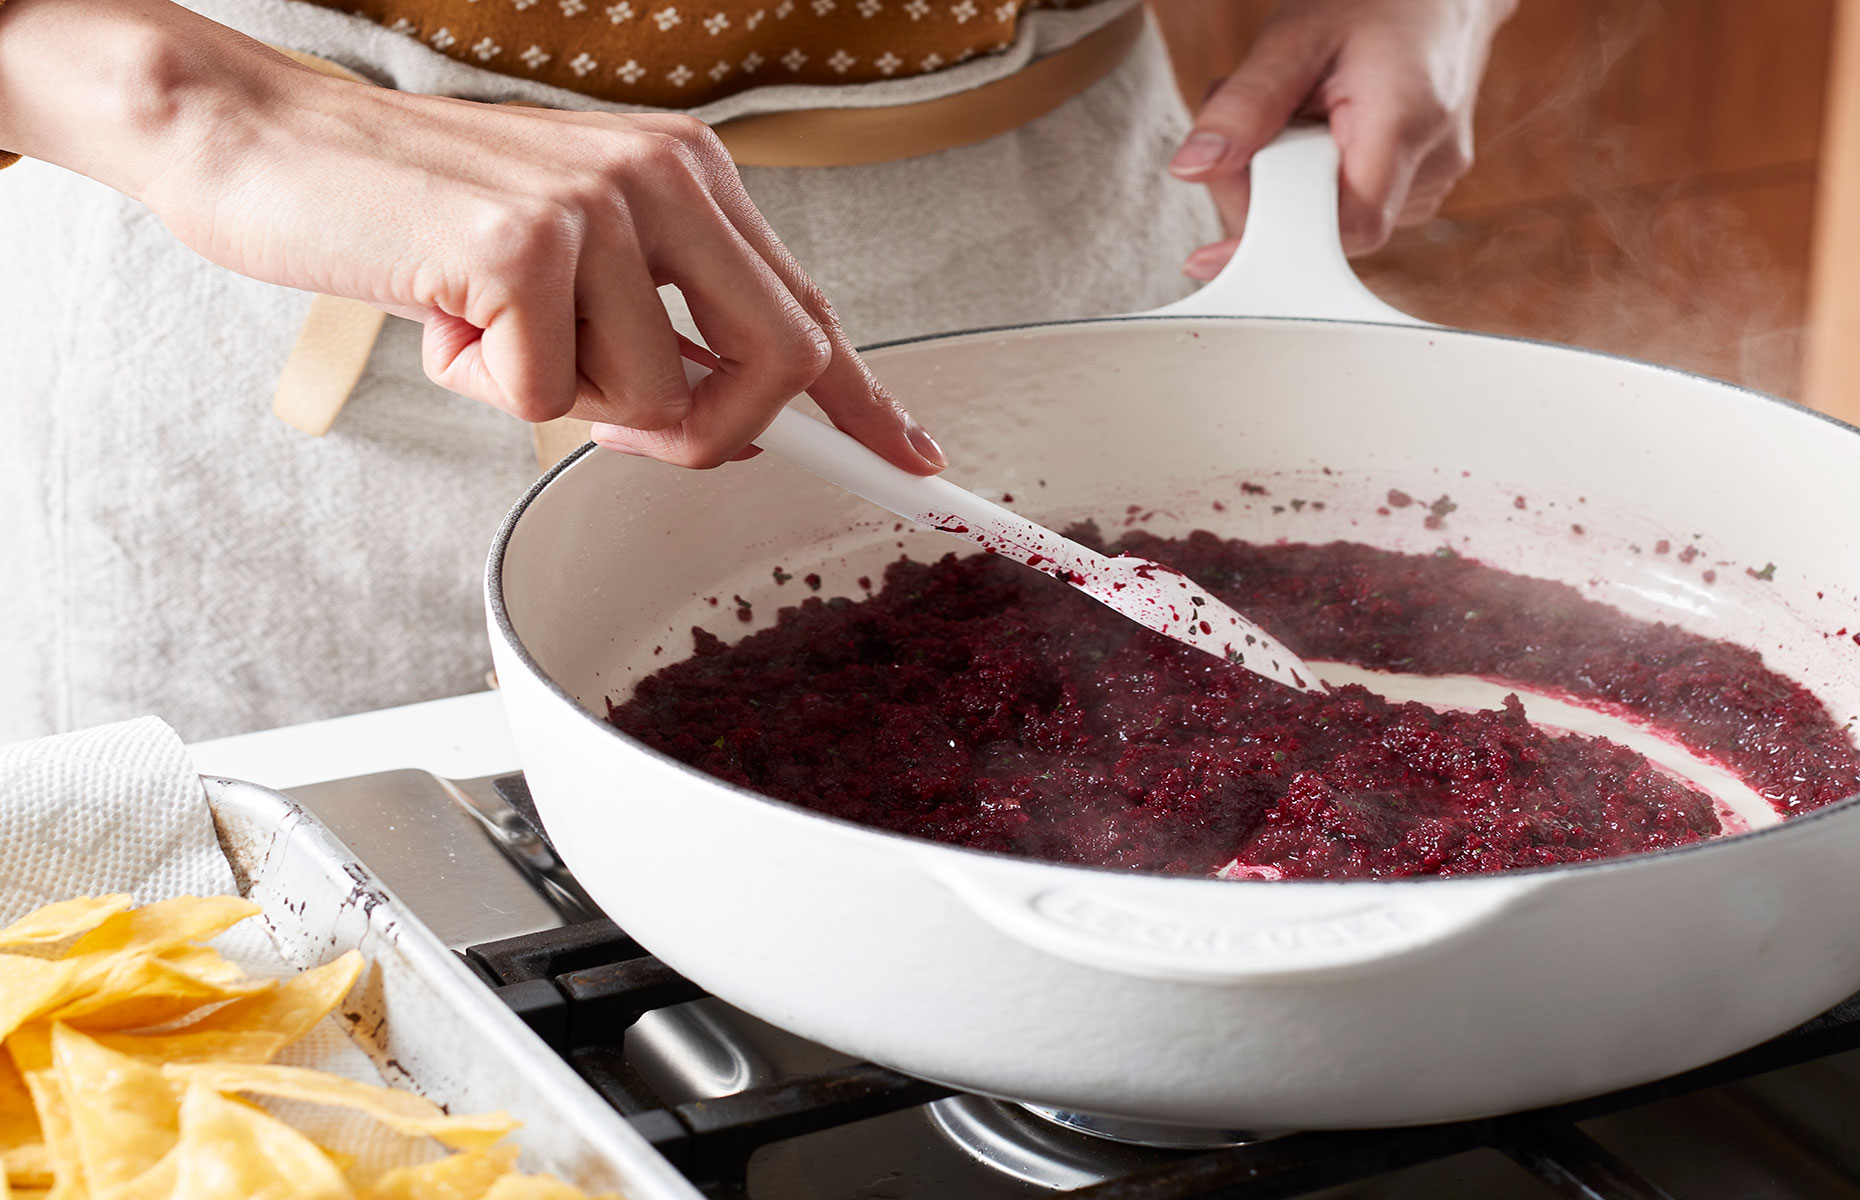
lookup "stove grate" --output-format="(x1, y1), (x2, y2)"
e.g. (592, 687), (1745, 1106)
(467, 920), (952, 1194)
(465, 915), (1860, 1199)
(462, 780), (1860, 1199)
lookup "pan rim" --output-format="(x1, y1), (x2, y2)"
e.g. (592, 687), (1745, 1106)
(486, 313), (1860, 891)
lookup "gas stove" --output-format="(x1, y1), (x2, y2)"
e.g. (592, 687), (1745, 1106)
(191, 695), (1860, 1200)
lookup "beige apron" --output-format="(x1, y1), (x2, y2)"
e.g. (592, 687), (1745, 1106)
(0, 4), (1217, 743)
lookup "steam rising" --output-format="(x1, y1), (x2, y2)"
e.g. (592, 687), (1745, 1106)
(1358, 1), (1811, 399)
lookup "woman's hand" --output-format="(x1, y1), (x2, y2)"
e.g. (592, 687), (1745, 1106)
(1168, 0), (1515, 276)
(0, 0), (945, 473)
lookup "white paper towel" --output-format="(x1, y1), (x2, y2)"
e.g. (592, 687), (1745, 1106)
(0, 716), (237, 922)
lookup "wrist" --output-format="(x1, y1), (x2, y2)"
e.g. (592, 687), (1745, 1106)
(0, 0), (300, 200)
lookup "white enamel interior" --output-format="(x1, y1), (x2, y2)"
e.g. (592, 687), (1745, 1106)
(491, 316), (1860, 1129)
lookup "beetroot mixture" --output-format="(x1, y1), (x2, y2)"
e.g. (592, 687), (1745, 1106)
(608, 530), (1860, 879)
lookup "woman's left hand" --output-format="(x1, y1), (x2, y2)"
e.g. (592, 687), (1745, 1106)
(1168, 0), (1516, 276)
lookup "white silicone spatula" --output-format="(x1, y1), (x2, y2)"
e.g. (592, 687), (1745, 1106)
(750, 404), (1322, 693)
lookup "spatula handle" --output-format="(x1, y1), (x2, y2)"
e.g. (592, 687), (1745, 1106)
(686, 356), (1016, 531)
(755, 407), (1026, 538)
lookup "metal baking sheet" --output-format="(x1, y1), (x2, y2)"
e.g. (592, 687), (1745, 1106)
(203, 775), (702, 1200)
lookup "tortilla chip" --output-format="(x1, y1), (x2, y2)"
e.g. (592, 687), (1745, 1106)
(0, 900), (566, 1200)
(0, 899), (134, 950)
(67, 897), (260, 960)
(316, 1147), (358, 1175)
(0, 961), (78, 1045)
(1, 1145), (51, 1190)
(20, 1072), (81, 1200)
(48, 954), (273, 1031)
(90, 1028), (286, 1066)
(168, 1084), (352, 1200)
(163, 1064), (516, 1151)
(362, 1144), (521, 1200)
(191, 953), (363, 1047)
(51, 1026), (180, 1192)
(155, 944), (248, 988)
(4, 1027), (50, 1078)
(481, 1175), (593, 1200)
(92, 1148), (177, 1200)
(0, 1056), (41, 1154)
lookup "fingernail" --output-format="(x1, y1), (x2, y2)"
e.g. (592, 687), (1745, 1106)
(1170, 132), (1228, 176)
(1182, 245), (1226, 281)
(907, 423), (948, 470)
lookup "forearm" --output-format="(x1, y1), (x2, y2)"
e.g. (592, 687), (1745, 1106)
(0, 0), (289, 201)
(0, 0), (938, 471)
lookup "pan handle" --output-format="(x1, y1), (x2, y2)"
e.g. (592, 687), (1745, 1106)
(1146, 122), (1427, 326)
(928, 853), (1547, 985)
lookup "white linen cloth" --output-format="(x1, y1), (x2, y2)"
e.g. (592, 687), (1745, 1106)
(0, 11), (1220, 744)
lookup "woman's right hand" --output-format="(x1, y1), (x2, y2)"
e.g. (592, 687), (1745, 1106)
(0, 0), (947, 473)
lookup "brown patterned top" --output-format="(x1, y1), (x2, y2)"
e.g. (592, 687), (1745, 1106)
(301, 0), (1096, 108)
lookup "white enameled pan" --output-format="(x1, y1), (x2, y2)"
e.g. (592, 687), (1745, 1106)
(487, 126), (1860, 1130)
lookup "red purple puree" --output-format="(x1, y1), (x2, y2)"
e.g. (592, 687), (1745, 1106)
(607, 529), (1860, 879)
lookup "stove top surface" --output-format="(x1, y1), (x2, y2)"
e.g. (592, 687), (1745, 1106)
(286, 767), (1860, 1200)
